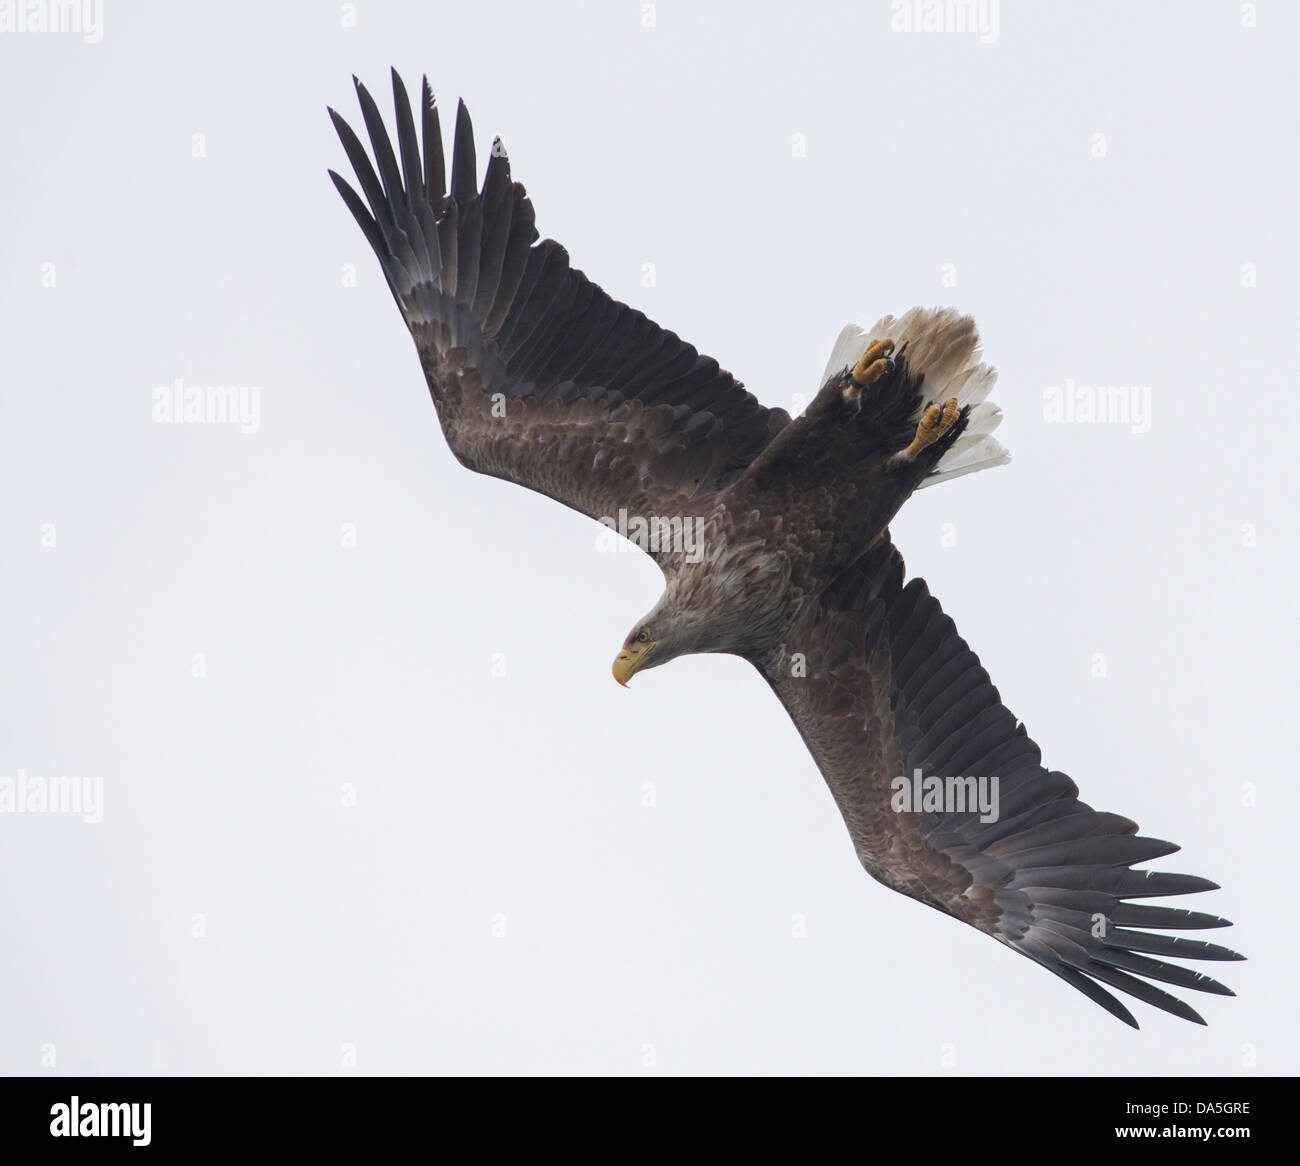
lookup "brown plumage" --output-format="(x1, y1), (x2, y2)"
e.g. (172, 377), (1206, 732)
(329, 71), (1241, 1029)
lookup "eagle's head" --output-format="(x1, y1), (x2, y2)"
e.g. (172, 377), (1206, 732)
(611, 622), (662, 686)
(611, 591), (716, 685)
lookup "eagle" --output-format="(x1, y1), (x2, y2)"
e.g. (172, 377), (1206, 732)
(328, 71), (1241, 1029)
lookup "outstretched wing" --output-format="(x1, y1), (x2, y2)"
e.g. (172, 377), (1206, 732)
(328, 72), (789, 557)
(764, 539), (1242, 1027)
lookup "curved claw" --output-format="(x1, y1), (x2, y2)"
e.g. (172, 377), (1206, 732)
(850, 337), (896, 388)
(902, 396), (961, 458)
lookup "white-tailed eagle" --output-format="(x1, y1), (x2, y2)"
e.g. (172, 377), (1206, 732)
(328, 71), (1241, 1028)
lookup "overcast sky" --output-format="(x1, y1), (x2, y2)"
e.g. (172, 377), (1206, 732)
(1, 0), (1295, 1075)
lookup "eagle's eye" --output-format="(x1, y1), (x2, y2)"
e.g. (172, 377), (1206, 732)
(635, 629), (651, 643)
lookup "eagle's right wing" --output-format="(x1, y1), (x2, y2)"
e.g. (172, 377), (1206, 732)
(329, 72), (789, 559)
(764, 538), (1242, 1027)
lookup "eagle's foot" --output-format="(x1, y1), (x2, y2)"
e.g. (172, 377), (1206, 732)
(842, 338), (895, 406)
(902, 397), (961, 457)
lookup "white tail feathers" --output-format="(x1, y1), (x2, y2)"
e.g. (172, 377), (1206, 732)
(821, 307), (1010, 489)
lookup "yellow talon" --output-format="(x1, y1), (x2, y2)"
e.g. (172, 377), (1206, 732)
(848, 337), (896, 392)
(903, 396), (961, 457)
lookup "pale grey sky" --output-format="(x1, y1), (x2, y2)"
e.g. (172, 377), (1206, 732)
(1, 0), (1295, 1075)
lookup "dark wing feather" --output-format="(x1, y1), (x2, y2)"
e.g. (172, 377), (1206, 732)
(764, 539), (1241, 1028)
(329, 72), (789, 559)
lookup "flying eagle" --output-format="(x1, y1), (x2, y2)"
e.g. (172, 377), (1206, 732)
(328, 71), (1241, 1028)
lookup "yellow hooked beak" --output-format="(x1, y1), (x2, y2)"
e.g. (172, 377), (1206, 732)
(612, 640), (656, 687)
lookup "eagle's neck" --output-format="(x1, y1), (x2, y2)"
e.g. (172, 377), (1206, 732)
(659, 523), (792, 661)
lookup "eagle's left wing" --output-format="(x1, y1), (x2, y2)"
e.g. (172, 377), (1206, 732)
(764, 539), (1242, 1027)
(328, 72), (789, 562)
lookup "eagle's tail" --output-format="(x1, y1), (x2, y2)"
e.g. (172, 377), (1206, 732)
(822, 308), (1009, 489)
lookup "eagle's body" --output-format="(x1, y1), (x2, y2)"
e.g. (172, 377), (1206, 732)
(329, 72), (1241, 1029)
